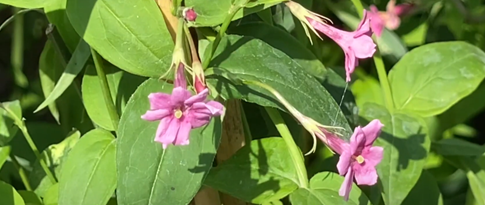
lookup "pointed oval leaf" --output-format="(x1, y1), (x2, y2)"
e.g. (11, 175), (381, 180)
(0, 146), (11, 168)
(38, 40), (61, 123)
(117, 79), (222, 205)
(432, 138), (485, 156)
(44, 0), (80, 52)
(82, 64), (145, 131)
(66, 0), (173, 77)
(0, 180), (25, 205)
(18, 191), (42, 205)
(389, 42), (485, 117)
(205, 137), (298, 203)
(402, 171), (443, 205)
(0, 100), (21, 146)
(360, 103), (430, 205)
(58, 129), (116, 205)
(35, 40), (91, 113)
(207, 35), (352, 137)
(289, 188), (352, 205)
(309, 172), (371, 205)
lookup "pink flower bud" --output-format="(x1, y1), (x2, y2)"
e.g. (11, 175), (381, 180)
(183, 8), (197, 22)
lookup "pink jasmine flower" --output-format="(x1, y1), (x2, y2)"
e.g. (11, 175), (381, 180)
(308, 10), (376, 82)
(141, 88), (224, 149)
(334, 120), (384, 200)
(368, 0), (416, 36)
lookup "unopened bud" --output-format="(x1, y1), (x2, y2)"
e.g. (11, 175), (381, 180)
(192, 61), (206, 93)
(183, 8), (197, 22)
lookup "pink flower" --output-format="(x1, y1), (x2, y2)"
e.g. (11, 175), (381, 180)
(308, 10), (376, 82)
(174, 63), (187, 89)
(368, 0), (416, 36)
(334, 120), (384, 201)
(183, 8), (197, 22)
(141, 88), (224, 149)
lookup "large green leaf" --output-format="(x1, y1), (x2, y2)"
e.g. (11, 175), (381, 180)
(35, 40), (91, 113)
(43, 183), (58, 205)
(309, 172), (371, 205)
(0, 0), (44, 8)
(289, 188), (352, 205)
(227, 23), (357, 123)
(389, 42), (485, 117)
(18, 191), (42, 205)
(59, 129), (116, 205)
(402, 171), (443, 205)
(432, 138), (485, 156)
(117, 79), (222, 205)
(0, 100), (21, 146)
(360, 103), (430, 205)
(0, 180), (25, 205)
(205, 137), (298, 203)
(185, 0), (284, 27)
(29, 130), (80, 197)
(66, 0), (173, 77)
(44, 0), (80, 51)
(207, 35), (352, 137)
(82, 64), (145, 131)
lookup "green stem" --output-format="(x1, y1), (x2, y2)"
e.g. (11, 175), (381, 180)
(201, 5), (242, 69)
(349, 0), (395, 110)
(10, 154), (32, 191)
(91, 49), (120, 130)
(11, 7), (28, 88)
(265, 107), (308, 188)
(239, 101), (252, 145)
(373, 52), (394, 110)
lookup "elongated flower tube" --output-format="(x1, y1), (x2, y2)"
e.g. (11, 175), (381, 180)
(285, 0), (333, 44)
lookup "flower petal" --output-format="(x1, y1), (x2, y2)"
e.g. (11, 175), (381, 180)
(205, 101), (224, 116)
(364, 146), (384, 167)
(351, 35), (376, 59)
(188, 103), (213, 128)
(148, 93), (171, 110)
(171, 87), (192, 107)
(337, 150), (352, 175)
(339, 167), (354, 201)
(174, 120), (191, 146)
(141, 109), (171, 121)
(155, 117), (180, 149)
(344, 51), (357, 82)
(350, 127), (365, 155)
(185, 88), (209, 106)
(362, 119), (384, 146)
(353, 162), (379, 185)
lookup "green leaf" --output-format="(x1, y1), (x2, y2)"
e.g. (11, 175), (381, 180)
(0, 180), (25, 205)
(82, 64), (145, 131)
(29, 130), (80, 197)
(446, 156), (485, 205)
(310, 172), (371, 204)
(432, 138), (485, 156)
(0, 100), (21, 146)
(44, 0), (80, 51)
(207, 35), (352, 137)
(66, 0), (173, 77)
(389, 42), (485, 117)
(289, 188), (351, 205)
(351, 75), (384, 109)
(205, 137), (298, 203)
(43, 183), (58, 205)
(0, 146), (11, 168)
(18, 191), (43, 205)
(185, 0), (284, 27)
(0, 0), (44, 8)
(35, 40), (91, 113)
(38, 40), (61, 123)
(227, 23), (357, 123)
(402, 171), (443, 205)
(117, 79), (222, 205)
(360, 103), (430, 205)
(59, 129), (116, 205)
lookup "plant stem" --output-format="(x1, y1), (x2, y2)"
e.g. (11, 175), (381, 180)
(201, 5), (242, 69)
(11, 7), (28, 88)
(10, 154), (32, 191)
(91, 49), (120, 130)
(349, 0), (395, 110)
(265, 107), (308, 188)
(373, 52), (394, 110)
(239, 102), (252, 145)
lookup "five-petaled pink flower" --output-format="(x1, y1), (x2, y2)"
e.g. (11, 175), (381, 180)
(368, 0), (415, 37)
(334, 119), (384, 201)
(141, 87), (224, 149)
(308, 10), (376, 82)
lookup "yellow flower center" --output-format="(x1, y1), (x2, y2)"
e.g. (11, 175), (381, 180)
(356, 155), (365, 164)
(174, 109), (183, 119)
